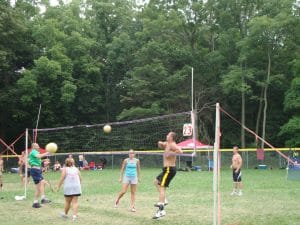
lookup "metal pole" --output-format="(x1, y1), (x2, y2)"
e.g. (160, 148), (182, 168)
(25, 129), (28, 198)
(191, 110), (196, 165)
(191, 67), (194, 111)
(213, 103), (221, 225)
(34, 104), (42, 143)
(191, 68), (196, 165)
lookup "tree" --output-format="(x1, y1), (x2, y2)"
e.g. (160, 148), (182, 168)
(0, 0), (37, 137)
(280, 56), (300, 146)
(238, 0), (297, 148)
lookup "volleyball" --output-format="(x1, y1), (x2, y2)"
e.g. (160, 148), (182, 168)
(45, 142), (58, 153)
(103, 124), (112, 133)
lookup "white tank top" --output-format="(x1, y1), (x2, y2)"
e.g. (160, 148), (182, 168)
(64, 167), (81, 195)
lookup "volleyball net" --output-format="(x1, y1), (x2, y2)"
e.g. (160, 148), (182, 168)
(24, 111), (198, 169)
(34, 111), (192, 152)
(0, 107), (298, 170)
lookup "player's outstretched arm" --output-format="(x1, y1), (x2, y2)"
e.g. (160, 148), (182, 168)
(158, 141), (167, 149)
(36, 152), (50, 159)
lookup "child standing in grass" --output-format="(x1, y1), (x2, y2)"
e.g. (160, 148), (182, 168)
(56, 157), (82, 221)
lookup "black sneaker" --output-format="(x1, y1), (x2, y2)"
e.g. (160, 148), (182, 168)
(32, 203), (42, 208)
(154, 203), (164, 211)
(41, 198), (51, 204)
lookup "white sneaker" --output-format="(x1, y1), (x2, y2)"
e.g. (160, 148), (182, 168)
(230, 191), (237, 196)
(152, 210), (166, 219)
(164, 198), (168, 206)
(59, 212), (68, 219)
(131, 207), (136, 212)
(237, 191), (243, 196)
(72, 215), (77, 221)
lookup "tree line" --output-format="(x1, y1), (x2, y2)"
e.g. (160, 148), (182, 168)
(0, 0), (299, 149)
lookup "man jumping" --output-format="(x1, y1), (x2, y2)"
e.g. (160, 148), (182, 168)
(153, 132), (182, 219)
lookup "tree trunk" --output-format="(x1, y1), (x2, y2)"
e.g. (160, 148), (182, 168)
(260, 51), (271, 149)
(0, 116), (6, 138)
(105, 74), (111, 121)
(241, 67), (245, 148)
(255, 88), (264, 145)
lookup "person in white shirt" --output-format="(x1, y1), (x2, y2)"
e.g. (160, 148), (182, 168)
(56, 157), (82, 221)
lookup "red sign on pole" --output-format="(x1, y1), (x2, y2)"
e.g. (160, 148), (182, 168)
(183, 123), (193, 136)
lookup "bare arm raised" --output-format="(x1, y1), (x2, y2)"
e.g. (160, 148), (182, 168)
(158, 141), (167, 149)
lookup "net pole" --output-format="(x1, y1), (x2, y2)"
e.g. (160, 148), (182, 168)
(217, 108), (221, 225)
(191, 68), (196, 164)
(286, 159), (289, 180)
(191, 110), (196, 161)
(34, 104), (41, 143)
(25, 128), (28, 198)
(191, 67), (194, 112)
(213, 103), (221, 225)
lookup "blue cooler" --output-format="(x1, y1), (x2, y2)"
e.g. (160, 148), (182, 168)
(194, 166), (201, 171)
(258, 164), (267, 170)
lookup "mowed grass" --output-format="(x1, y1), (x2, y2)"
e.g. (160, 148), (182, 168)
(0, 168), (299, 225)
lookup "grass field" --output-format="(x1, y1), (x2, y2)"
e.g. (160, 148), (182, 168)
(0, 168), (299, 225)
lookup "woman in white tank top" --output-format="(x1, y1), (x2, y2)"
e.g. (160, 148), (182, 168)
(56, 158), (81, 221)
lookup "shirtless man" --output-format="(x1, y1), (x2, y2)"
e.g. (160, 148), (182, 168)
(230, 146), (243, 196)
(18, 151), (30, 186)
(153, 132), (183, 219)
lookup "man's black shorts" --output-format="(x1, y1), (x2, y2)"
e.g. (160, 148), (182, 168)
(232, 169), (242, 182)
(156, 167), (177, 187)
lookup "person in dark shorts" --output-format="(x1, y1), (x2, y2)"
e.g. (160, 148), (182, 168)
(153, 132), (183, 219)
(29, 143), (51, 208)
(230, 146), (243, 196)
(78, 155), (84, 170)
(56, 157), (82, 221)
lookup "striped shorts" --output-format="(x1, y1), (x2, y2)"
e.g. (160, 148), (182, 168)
(233, 169), (242, 182)
(156, 167), (176, 188)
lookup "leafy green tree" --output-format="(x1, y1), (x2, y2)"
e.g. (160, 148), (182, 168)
(280, 57), (300, 146)
(0, 0), (37, 138)
(240, 0), (297, 148)
(118, 3), (194, 119)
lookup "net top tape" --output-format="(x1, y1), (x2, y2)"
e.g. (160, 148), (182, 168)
(31, 111), (191, 132)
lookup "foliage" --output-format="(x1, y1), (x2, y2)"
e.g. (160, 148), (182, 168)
(0, 0), (299, 148)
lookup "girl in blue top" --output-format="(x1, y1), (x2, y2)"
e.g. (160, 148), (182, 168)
(115, 149), (141, 212)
